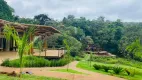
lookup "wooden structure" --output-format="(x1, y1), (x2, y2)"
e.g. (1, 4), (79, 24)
(0, 19), (60, 55)
(33, 49), (65, 59)
(95, 51), (116, 57)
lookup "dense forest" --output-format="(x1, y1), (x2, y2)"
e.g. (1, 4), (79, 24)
(1, 0), (142, 61)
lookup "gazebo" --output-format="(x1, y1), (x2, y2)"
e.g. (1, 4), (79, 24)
(0, 19), (60, 56)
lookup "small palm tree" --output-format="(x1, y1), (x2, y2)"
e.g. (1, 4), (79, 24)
(3, 25), (37, 78)
(63, 37), (71, 71)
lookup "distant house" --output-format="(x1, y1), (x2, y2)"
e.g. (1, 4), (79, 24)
(96, 51), (116, 57)
(86, 44), (102, 52)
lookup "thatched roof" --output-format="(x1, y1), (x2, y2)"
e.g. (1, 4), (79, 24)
(0, 19), (60, 36)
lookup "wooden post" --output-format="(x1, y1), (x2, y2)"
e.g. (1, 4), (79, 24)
(44, 36), (47, 56)
(44, 36), (48, 56)
(30, 34), (34, 54)
(0, 28), (3, 51)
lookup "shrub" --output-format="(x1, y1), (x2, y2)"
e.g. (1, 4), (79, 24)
(125, 69), (130, 75)
(1, 56), (72, 67)
(1, 58), (10, 66)
(125, 68), (137, 76)
(93, 64), (102, 70)
(74, 56), (82, 61)
(112, 66), (123, 74)
(102, 65), (111, 72)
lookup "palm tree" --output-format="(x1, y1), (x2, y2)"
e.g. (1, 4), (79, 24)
(3, 25), (37, 78)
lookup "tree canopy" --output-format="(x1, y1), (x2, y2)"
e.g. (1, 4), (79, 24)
(0, 0), (14, 21)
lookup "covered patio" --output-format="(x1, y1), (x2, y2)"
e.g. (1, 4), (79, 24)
(0, 19), (65, 59)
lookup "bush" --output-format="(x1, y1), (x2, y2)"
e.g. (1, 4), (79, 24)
(112, 66), (123, 74)
(93, 64), (102, 70)
(125, 69), (130, 75)
(125, 68), (137, 76)
(74, 56), (82, 61)
(102, 65), (111, 72)
(1, 56), (72, 67)
(1, 58), (10, 66)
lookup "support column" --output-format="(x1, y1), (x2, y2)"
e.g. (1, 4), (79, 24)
(44, 36), (48, 56)
(6, 40), (10, 51)
(0, 28), (3, 51)
(30, 34), (34, 54)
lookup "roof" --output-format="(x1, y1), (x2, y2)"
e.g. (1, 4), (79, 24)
(0, 19), (60, 36)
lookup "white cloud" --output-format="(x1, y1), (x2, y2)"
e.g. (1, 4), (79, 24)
(5, 0), (142, 22)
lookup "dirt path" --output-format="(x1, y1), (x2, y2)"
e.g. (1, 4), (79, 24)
(0, 61), (125, 80)
(0, 52), (125, 80)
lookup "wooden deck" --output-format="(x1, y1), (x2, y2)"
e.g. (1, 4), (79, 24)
(0, 51), (18, 63)
(0, 50), (65, 63)
(33, 49), (65, 59)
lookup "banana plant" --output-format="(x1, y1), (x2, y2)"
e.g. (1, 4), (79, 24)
(3, 25), (37, 78)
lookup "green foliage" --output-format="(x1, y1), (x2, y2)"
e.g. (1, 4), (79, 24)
(0, 0), (14, 20)
(1, 58), (10, 66)
(90, 55), (142, 69)
(1, 56), (72, 67)
(125, 68), (137, 76)
(119, 25), (142, 57)
(63, 34), (82, 57)
(93, 64), (102, 70)
(47, 33), (61, 48)
(77, 61), (142, 80)
(74, 56), (82, 61)
(101, 65), (111, 72)
(126, 39), (142, 61)
(34, 14), (51, 25)
(14, 17), (39, 24)
(112, 66), (123, 74)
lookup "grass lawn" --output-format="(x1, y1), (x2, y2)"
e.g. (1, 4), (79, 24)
(91, 55), (142, 69)
(0, 74), (66, 80)
(77, 61), (142, 80)
(51, 69), (84, 74)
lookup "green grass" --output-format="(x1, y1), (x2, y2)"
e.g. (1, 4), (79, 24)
(51, 69), (84, 74)
(77, 61), (142, 80)
(0, 74), (66, 80)
(91, 55), (142, 69)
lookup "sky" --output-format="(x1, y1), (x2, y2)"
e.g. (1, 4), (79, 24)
(5, 0), (142, 22)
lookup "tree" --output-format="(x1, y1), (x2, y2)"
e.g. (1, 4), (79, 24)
(34, 14), (51, 25)
(0, 0), (14, 21)
(64, 26), (85, 40)
(126, 39), (142, 61)
(14, 17), (39, 24)
(63, 35), (82, 57)
(119, 25), (142, 57)
(81, 36), (94, 50)
(47, 33), (61, 48)
(4, 25), (36, 79)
